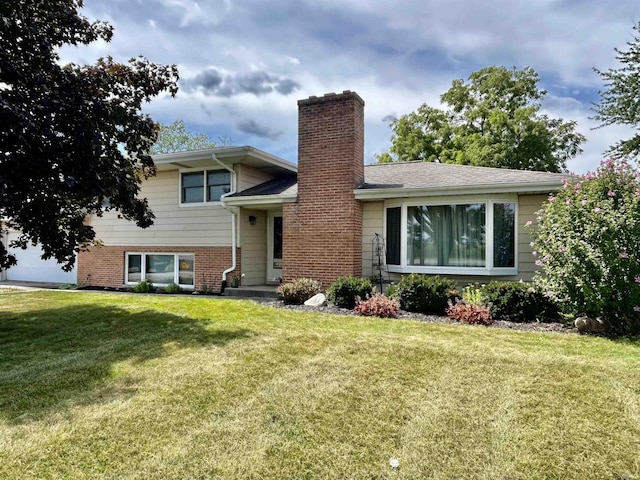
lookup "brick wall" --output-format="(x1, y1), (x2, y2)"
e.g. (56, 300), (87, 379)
(283, 91), (365, 287)
(77, 245), (240, 291)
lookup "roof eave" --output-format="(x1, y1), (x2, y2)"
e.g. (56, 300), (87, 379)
(354, 181), (564, 200)
(223, 194), (298, 207)
(153, 146), (297, 173)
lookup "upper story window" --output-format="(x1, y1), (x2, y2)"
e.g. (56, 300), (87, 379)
(180, 169), (231, 204)
(385, 197), (517, 275)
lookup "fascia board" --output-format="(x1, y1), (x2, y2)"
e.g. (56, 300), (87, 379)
(354, 181), (563, 200)
(153, 146), (297, 173)
(223, 194), (298, 207)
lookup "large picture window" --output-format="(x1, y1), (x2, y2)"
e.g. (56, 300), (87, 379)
(181, 169), (231, 204)
(385, 198), (516, 274)
(126, 253), (194, 287)
(407, 204), (486, 267)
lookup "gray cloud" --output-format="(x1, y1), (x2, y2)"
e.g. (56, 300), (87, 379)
(237, 120), (283, 140)
(382, 114), (397, 124)
(275, 78), (301, 95)
(70, 0), (640, 173)
(185, 68), (301, 98)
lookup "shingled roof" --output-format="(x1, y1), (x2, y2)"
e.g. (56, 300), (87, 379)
(227, 161), (567, 202)
(228, 175), (298, 197)
(360, 161), (567, 190)
(353, 161), (568, 199)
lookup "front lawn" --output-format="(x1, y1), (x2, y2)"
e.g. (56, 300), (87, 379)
(0, 291), (638, 479)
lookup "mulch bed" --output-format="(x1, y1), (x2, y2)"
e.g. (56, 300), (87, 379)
(263, 300), (577, 334)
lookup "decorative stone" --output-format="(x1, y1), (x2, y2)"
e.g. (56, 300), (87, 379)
(575, 316), (606, 333)
(304, 293), (327, 307)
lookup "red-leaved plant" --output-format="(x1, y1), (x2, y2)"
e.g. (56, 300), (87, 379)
(445, 302), (492, 325)
(354, 293), (399, 318)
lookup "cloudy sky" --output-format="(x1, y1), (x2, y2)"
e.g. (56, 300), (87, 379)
(60, 0), (640, 173)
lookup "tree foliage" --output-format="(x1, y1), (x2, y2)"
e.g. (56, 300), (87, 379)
(0, 0), (179, 270)
(530, 159), (640, 334)
(593, 21), (640, 159)
(151, 120), (232, 154)
(377, 66), (585, 172)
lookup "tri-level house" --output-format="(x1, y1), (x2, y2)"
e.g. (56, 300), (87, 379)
(21, 90), (567, 291)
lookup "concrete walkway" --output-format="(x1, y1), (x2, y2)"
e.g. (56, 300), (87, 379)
(0, 280), (276, 303)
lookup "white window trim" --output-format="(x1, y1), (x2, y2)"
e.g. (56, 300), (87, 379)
(178, 167), (231, 207)
(125, 252), (195, 288)
(384, 195), (518, 276)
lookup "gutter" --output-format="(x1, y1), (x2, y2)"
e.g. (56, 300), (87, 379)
(353, 180), (565, 200)
(212, 153), (237, 294)
(223, 193), (298, 207)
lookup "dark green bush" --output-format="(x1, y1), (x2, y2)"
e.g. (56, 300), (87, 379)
(276, 278), (322, 305)
(396, 274), (457, 315)
(133, 279), (155, 293)
(326, 276), (373, 309)
(479, 281), (559, 322)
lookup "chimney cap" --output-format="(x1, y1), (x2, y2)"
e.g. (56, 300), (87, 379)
(298, 90), (364, 107)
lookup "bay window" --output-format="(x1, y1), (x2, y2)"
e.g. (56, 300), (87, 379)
(126, 253), (195, 287)
(385, 198), (517, 275)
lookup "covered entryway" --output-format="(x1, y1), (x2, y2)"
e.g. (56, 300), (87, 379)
(3, 231), (77, 284)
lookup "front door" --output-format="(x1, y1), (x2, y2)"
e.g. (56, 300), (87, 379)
(267, 212), (283, 282)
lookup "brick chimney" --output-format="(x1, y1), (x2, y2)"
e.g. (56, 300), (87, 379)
(282, 91), (365, 286)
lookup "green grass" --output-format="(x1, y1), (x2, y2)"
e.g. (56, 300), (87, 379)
(0, 291), (639, 479)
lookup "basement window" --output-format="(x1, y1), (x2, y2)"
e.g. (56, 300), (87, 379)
(125, 253), (194, 287)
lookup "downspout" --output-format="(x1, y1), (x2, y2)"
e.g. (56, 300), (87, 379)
(211, 153), (237, 294)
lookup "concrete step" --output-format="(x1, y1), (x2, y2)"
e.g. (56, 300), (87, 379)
(224, 285), (279, 299)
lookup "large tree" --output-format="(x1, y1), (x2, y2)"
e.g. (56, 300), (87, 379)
(593, 21), (640, 160)
(151, 120), (232, 154)
(377, 66), (585, 172)
(0, 0), (179, 270)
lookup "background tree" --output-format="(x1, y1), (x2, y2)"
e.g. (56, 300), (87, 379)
(151, 120), (232, 154)
(0, 0), (179, 271)
(377, 66), (585, 172)
(593, 21), (640, 159)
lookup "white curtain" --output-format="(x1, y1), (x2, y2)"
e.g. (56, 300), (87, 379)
(407, 204), (486, 267)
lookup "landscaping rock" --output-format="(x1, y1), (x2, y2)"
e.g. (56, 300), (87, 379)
(575, 316), (606, 333)
(304, 293), (327, 307)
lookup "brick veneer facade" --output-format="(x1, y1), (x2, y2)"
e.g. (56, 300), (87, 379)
(77, 245), (240, 292)
(283, 91), (365, 286)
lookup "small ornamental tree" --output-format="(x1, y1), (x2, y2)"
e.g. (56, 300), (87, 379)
(530, 158), (640, 334)
(0, 1), (179, 271)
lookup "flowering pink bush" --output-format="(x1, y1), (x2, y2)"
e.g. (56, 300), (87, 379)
(529, 158), (640, 334)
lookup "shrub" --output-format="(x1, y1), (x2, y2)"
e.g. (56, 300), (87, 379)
(354, 293), (399, 318)
(479, 281), (558, 323)
(276, 278), (322, 305)
(530, 159), (640, 334)
(133, 279), (155, 293)
(326, 276), (373, 309)
(384, 283), (399, 299)
(446, 302), (492, 325)
(462, 284), (485, 306)
(395, 274), (457, 315)
(164, 282), (182, 294)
